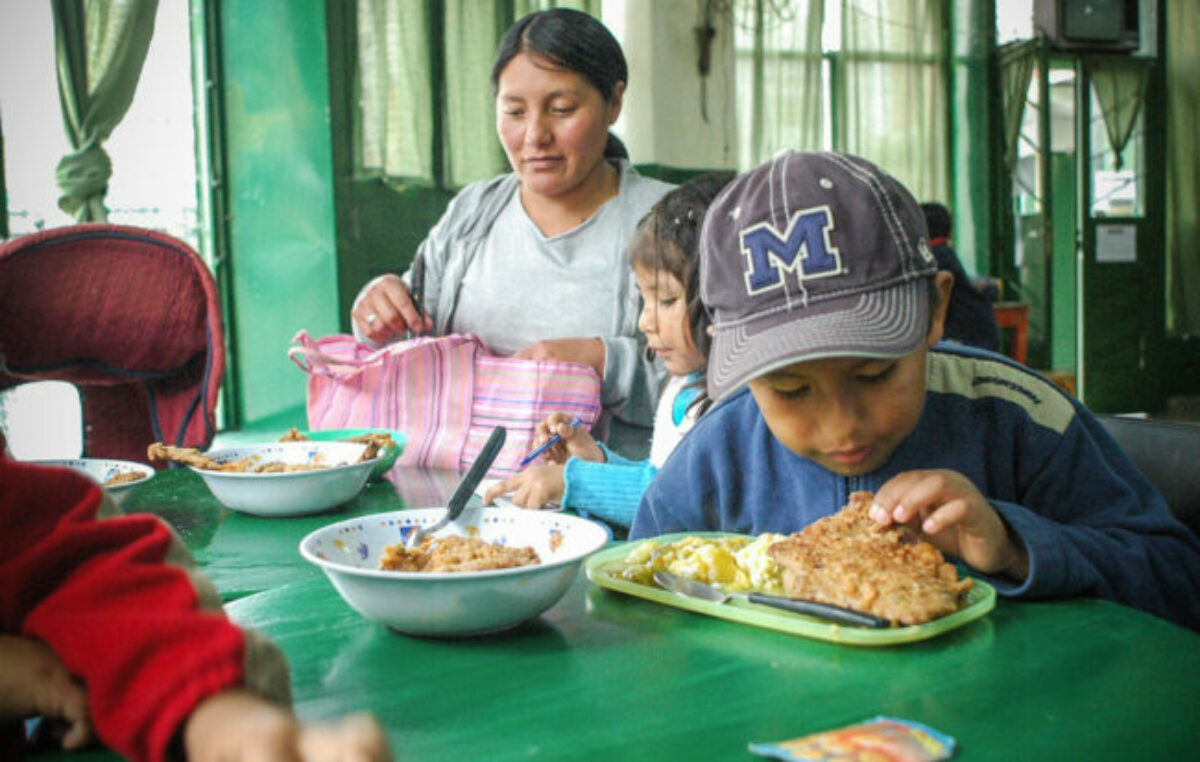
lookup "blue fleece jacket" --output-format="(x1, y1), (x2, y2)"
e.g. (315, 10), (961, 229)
(632, 345), (1200, 631)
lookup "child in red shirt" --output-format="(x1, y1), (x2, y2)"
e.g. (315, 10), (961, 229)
(0, 431), (391, 762)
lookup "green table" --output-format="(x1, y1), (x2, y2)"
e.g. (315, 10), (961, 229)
(39, 467), (1200, 761)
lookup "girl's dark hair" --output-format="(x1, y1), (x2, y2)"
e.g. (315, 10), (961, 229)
(491, 8), (629, 160)
(631, 171), (737, 415)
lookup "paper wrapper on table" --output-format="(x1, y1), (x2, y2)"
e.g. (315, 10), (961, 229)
(289, 331), (602, 477)
(749, 716), (955, 761)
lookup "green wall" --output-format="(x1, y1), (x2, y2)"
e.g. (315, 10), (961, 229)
(218, 0), (339, 425)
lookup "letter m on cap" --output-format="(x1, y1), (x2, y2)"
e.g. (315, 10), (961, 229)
(741, 206), (841, 294)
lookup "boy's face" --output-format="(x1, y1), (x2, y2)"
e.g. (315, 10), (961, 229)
(747, 273), (952, 476)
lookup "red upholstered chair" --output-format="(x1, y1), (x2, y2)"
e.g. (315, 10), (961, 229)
(0, 224), (225, 465)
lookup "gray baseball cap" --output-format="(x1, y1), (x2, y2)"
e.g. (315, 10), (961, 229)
(701, 151), (938, 402)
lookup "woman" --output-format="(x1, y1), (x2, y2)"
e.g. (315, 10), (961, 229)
(351, 9), (674, 458)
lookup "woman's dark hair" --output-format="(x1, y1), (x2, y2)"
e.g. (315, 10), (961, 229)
(631, 171), (737, 415)
(491, 8), (629, 159)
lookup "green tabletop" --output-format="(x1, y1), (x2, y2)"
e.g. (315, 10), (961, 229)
(38, 467), (1200, 761)
(117, 465), (465, 599)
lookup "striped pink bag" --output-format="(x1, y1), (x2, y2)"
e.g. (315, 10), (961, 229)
(288, 331), (602, 477)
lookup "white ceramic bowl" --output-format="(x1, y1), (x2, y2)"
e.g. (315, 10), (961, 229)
(31, 458), (156, 505)
(192, 441), (376, 517)
(299, 507), (611, 636)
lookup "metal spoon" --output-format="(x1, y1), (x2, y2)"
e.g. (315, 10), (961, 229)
(404, 426), (507, 549)
(653, 570), (891, 628)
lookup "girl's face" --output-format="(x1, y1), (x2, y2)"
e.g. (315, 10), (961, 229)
(495, 52), (623, 200)
(747, 273), (953, 476)
(634, 261), (705, 377)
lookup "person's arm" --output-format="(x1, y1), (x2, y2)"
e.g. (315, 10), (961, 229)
(983, 415), (1200, 631)
(352, 228), (446, 346)
(1, 461), (290, 762)
(351, 175), (514, 346)
(561, 456), (658, 529)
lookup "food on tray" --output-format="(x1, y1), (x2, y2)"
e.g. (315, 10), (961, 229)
(380, 535), (540, 573)
(103, 470), (149, 487)
(620, 533), (787, 594)
(278, 427), (392, 462)
(767, 491), (974, 626)
(146, 442), (364, 473)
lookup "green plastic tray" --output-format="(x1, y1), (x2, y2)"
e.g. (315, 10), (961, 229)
(585, 532), (995, 646)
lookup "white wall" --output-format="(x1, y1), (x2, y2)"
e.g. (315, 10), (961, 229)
(608, 0), (737, 170)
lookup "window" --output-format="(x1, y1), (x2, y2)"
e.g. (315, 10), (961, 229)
(355, 0), (598, 191)
(732, 0), (948, 202)
(0, 2), (198, 245)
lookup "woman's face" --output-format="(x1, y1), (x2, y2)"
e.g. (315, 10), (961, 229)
(495, 52), (623, 200)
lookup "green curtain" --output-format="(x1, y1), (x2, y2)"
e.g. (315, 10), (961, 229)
(52, 0), (158, 222)
(733, 0), (946, 199)
(997, 39), (1036, 173)
(1166, 0), (1200, 335)
(443, 1), (510, 186)
(840, 0), (946, 202)
(735, 0), (825, 167)
(1086, 55), (1150, 171)
(357, 0), (434, 181)
(357, 0), (598, 190)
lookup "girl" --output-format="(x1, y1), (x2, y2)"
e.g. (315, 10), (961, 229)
(483, 172), (735, 529)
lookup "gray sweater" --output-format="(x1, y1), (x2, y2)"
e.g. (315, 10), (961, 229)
(358, 160), (674, 458)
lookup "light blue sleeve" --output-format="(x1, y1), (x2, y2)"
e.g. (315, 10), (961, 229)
(561, 453), (658, 529)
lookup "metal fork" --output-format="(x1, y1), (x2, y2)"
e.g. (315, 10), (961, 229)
(403, 426), (506, 549)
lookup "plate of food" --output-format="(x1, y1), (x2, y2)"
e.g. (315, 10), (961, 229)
(278, 427), (405, 480)
(148, 441), (379, 517)
(30, 458), (155, 505)
(586, 493), (994, 646)
(299, 507), (610, 636)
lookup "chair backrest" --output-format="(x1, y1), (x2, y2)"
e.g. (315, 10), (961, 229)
(0, 223), (225, 464)
(1096, 414), (1200, 537)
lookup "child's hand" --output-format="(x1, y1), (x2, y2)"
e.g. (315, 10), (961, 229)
(868, 470), (1030, 581)
(184, 689), (391, 762)
(483, 464), (566, 508)
(0, 635), (93, 750)
(531, 414), (604, 465)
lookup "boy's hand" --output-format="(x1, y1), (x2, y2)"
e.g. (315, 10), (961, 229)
(483, 464), (566, 508)
(0, 635), (93, 750)
(530, 414), (604, 465)
(184, 689), (391, 762)
(868, 469), (1030, 581)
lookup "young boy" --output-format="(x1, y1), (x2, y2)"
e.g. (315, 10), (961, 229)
(630, 151), (1200, 632)
(0, 434), (392, 761)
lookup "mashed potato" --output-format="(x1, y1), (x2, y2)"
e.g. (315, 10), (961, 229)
(619, 534), (787, 595)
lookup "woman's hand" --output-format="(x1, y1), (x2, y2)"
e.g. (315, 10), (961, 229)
(868, 469), (1030, 581)
(483, 464), (566, 509)
(352, 274), (432, 342)
(184, 689), (392, 762)
(0, 635), (93, 750)
(514, 337), (605, 378)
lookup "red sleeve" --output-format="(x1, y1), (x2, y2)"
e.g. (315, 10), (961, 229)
(0, 459), (250, 762)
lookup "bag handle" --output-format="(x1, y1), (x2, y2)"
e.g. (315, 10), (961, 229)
(288, 330), (384, 376)
(288, 330), (476, 376)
